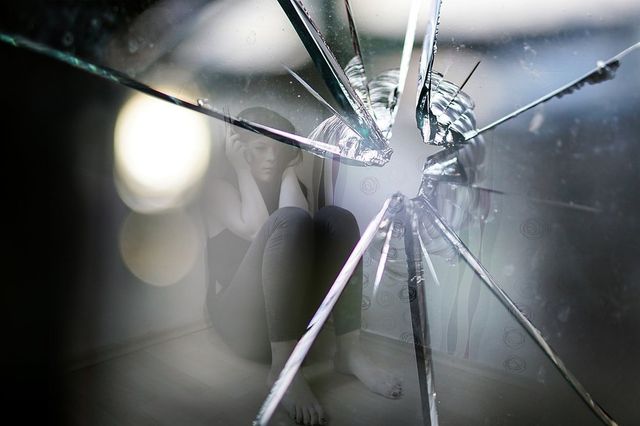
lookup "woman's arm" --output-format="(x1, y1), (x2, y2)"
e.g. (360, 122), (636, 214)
(236, 166), (270, 236)
(208, 135), (269, 241)
(279, 165), (309, 211)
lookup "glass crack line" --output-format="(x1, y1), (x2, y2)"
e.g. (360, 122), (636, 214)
(343, 0), (372, 108)
(284, 65), (359, 134)
(416, 224), (441, 286)
(0, 33), (402, 166)
(470, 185), (602, 214)
(276, 0), (389, 152)
(405, 200), (439, 426)
(417, 195), (618, 426)
(372, 218), (394, 297)
(416, 0), (443, 138)
(464, 41), (640, 140)
(397, 0), (423, 110)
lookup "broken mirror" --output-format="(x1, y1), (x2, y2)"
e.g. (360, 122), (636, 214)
(2, 0), (639, 425)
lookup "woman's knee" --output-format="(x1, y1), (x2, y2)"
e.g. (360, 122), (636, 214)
(265, 206), (312, 235)
(314, 205), (359, 240)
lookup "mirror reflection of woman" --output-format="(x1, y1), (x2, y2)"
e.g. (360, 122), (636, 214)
(205, 107), (402, 425)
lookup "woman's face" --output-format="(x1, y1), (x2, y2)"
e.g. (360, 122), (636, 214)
(246, 138), (281, 183)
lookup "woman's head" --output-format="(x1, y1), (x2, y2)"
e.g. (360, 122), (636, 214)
(235, 107), (300, 183)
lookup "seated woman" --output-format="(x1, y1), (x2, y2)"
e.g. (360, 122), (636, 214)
(205, 107), (402, 425)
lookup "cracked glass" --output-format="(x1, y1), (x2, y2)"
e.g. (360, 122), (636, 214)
(3, 1), (639, 425)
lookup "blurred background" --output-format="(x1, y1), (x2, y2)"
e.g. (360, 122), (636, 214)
(1, 0), (639, 424)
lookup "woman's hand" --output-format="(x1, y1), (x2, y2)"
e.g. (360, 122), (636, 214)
(226, 133), (250, 172)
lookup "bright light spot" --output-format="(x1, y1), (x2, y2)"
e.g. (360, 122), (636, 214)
(114, 92), (210, 212)
(119, 211), (200, 287)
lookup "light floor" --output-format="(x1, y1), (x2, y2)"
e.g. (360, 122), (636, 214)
(62, 327), (596, 426)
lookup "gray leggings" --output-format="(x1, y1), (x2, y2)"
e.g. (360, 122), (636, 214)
(208, 206), (363, 363)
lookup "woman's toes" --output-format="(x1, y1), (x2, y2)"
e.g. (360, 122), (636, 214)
(302, 404), (323, 425)
(378, 376), (402, 399)
(311, 406), (320, 425)
(336, 345), (404, 400)
(313, 403), (326, 424)
(278, 371), (323, 424)
(391, 381), (403, 398)
(306, 409), (314, 425)
(288, 406), (295, 420)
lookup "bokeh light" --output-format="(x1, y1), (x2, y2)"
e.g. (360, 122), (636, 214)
(114, 91), (211, 213)
(119, 210), (201, 287)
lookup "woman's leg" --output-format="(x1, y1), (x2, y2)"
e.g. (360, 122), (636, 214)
(209, 207), (314, 357)
(313, 206), (403, 399)
(312, 206), (363, 334)
(209, 207), (325, 424)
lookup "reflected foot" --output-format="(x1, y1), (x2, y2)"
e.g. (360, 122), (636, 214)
(334, 334), (403, 399)
(267, 367), (326, 425)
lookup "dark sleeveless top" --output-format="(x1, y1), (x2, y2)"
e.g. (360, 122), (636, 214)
(207, 174), (306, 290)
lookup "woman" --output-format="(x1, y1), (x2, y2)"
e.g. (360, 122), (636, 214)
(205, 107), (402, 425)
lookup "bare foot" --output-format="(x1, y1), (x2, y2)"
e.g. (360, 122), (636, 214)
(267, 367), (326, 425)
(334, 334), (403, 399)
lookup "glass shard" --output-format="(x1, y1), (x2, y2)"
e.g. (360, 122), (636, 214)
(274, 0), (389, 151)
(405, 200), (440, 426)
(418, 63), (481, 147)
(417, 227), (441, 287)
(343, 0), (372, 108)
(373, 218), (395, 296)
(0, 0), (424, 166)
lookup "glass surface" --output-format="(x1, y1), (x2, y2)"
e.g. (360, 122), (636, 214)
(2, 0), (639, 425)
(0, 0), (424, 165)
